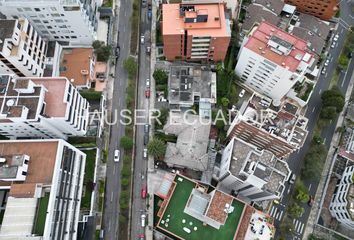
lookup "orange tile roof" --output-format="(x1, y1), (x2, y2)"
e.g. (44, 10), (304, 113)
(0, 141), (59, 197)
(60, 48), (94, 87)
(244, 22), (313, 72)
(206, 190), (233, 224)
(162, 3), (229, 37)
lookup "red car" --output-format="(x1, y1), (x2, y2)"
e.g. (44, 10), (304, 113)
(141, 186), (147, 199)
(145, 88), (150, 98)
(139, 233), (145, 240)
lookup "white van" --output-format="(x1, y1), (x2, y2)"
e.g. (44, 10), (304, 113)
(141, 214), (146, 227)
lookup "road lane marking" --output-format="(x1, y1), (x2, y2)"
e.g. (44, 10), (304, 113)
(341, 58), (353, 87)
(125, 11), (127, 17)
(312, 107), (316, 113)
(300, 222), (304, 234)
(111, 192), (114, 202)
(270, 206), (275, 216)
(319, 89), (322, 95)
(325, 72), (328, 78)
(294, 219), (299, 231)
(108, 221), (111, 231)
(278, 210), (283, 220)
(297, 222), (303, 233)
(113, 165), (116, 175)
(308, 184), (312, 191)
(275, 212), (279, 219)
(324, 137), (327, 144)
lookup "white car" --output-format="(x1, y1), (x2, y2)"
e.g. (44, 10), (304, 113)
(143, 148), (148, 158)
(114, 149), (120, 162)
(140, 35), (145, 44)
(141, 214), (146, 227)
(321, 67), (327, 75)
(146, 78), (150, 87)
(330, 42), (336, 48)
(324, 59), (330, 66)
(333, 34), (339, 41)
(239, 89), (246, 98)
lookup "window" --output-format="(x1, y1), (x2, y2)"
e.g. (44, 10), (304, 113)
(54, 19), (64, 23)
(34, 8), (40, 12)
(17, 8), (23, 12)
(32, 19), (41, 23)
(24, 7), (32, 11)
(51, 13), (60, 17)
(43, 20), (49, 24)
(50, 7), (57, 11)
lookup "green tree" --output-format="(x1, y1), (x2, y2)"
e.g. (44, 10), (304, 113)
(153, 69), (168, 85)
(320, 106), (337, 120)
(339, 54), (349, 68)
(120, 136), (133, 150)
(92, 40), (111, 62)
(147, 138), (166, 159)
(221, 97), (230, 108)
(287, 202), (305, 218)
(123, 57), (137, 78)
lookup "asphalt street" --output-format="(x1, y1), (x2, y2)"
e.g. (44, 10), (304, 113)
(102, 0), (132, 239)
(272, 2), (354, 239)
(130, 3), (151, 240)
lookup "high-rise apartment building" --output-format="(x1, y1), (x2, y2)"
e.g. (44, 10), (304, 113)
(216, 137), (291, 201)
(162, 3), (231, 62)
(329, 165), (354, 229)
(235, 22), (314, 105)
(0, 18), (46, 77)
(285, 0), (339, 21)
(0, 0), (99, 45)
(0, 139), (86, 240)
(0, 75), (89, 139)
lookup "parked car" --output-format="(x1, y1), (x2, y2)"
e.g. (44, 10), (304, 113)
(140, 35), (145, 44)
(348, 52), (353, 59)
(142, 0), (147, 7)
(115, 46), (120, 59)
(114, 149), (120, 162)
(288, 173), (296, 184)
(141, 214), (146, 227)
(146, 78), (150, 87)
(145, 88), (150, 98)
(144, 134), (149, 145)
(143, 148), (148, 158)
(141, 186), (147, 199)
(324, 59), (330, 66)
(146, 46), (151, 54)
(239, 89), (246, 98)
(308, 195), (314, 207)
(139, 234), (145, 240)
(147, 9), (152, 20)
(333, 34), (339, 41)
(321, 67), (327, 75)
(144, 124), (149, 133)
(330, 42), (336, 48)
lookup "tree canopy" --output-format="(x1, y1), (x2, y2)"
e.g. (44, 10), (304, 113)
(147, 138), (166, 159)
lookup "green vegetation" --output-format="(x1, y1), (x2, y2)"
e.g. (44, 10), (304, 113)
(216, 67), (239, 107)
(68, 136), (96, 145)
(155, 132), (177, 143)
(301, 138), (328, 180)
(294, 179), (309, 203)
(80, 90), (102, 101)
(153, 108), (169, 130)
(224, 20), (239, 71)
(147, 137), (167, 160)
(120, 136), (134, 150)
(102, 0), (113, 7)
(320, 88), (345, 121)
(123, 56), (137, 79)
(153, 68), (168, 98)
(294, 81), (314, 101)
(33, 193), (50, 235)
(130, 0), (140, 53)
(81, 149), (96, 210)
(92, 40), (112, 62)
(156, 175), (245, 240)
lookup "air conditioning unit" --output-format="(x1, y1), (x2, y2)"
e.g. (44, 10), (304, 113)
(81, 70), (88, 75)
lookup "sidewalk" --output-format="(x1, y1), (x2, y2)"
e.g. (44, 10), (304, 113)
(303, 66), (354, 239)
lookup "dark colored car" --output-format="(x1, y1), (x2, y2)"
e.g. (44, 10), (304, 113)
(115, 46), (120, 59)
(144, 134), (149, 145)
(144, 124), (149, 134)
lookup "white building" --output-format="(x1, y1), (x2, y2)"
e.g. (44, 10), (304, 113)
(235, 21), (314, 105)
(0, 0), (99, 45)
(0, 18), (46, 77)
(216, 137), (291, 202)
(0, 139), (86, 240)
(330, 165), (354, 229)
(0, 75), (89, 139)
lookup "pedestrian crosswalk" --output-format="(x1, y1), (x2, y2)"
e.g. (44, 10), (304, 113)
(293, 219), (305, 235)
(269, 206), (284, 221)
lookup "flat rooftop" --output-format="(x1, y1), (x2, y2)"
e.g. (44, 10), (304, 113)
(0, 140), (60, 198)
(169, 65), (216, 106)
(0, 20), (15, 50)
(162, 3), (230, 37)
(244, 21), (313, 72)
(155, 174), (245, 240)
(228, 137), (290, 194)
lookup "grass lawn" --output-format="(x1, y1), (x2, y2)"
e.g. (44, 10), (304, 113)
(157, 175), (245, 240)
(81, 149), (96, 210)
(34, 193), (50, 235)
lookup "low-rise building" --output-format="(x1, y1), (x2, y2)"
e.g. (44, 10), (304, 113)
(168, 64), (216, 114)
(0, 139), (86, 240)
(215, 137), (291, 201)
(235, 21), (315, 105)
(227, 94), (308, 158)
(162, 3), (231, 62)
(329, 165), (354, 229)
(59, 47), (95, 89)
(0, 18), (46, 77)
(153, 173), (276, 239)
(0, 75), (89, 139)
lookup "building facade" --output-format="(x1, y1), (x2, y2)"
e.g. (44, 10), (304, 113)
(162, 3), (231, 62)
(0, 0), (99, 45)
(329, 165), (354, 229)
(0, 139), (86, 240)
(0, 75), (89, 139)
(235, 22), (314, 105)
(0, 18), (46, 77)
(285, 0), (339, 21)
(216, 137), (291, 202)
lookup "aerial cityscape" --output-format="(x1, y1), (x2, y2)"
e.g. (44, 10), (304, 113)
(0, 0), (353, 240)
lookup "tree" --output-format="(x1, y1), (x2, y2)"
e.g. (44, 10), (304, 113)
(153, 69), (168, 85)
(287, 202), (305, 218)
(320, 106), (337, 120)
(123, 57), (137, 78)
(92, 40), (111, 62)
(320, 88), (345, 120)
(147, 138), (166, 159)
(339, 54), (349, 68)
(120, 136), (133, 150)
(221, 97), (230, 108)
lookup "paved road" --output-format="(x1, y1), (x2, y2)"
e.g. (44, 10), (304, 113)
(130, 3), (151, 240)
(272, 8), (354, 239)
(102, 0), (132, 239)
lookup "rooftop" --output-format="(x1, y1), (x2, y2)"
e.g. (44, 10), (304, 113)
(164, 112), (211, 172)
(244, 211), (275, 239)
(242, 4), (281, 32)
(162, 3), (230, 37)
(0, 20), (16, 50)
(253, 0), (285, 15)
(60, 47), (94, 87)
(169, 64), (216, 107)
(244, 21), (313, 72)
(155, 174), (245, 239)
(227, 137), (290, 195)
